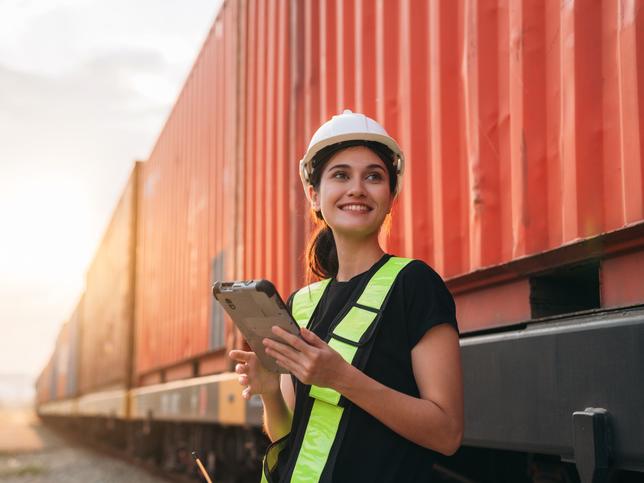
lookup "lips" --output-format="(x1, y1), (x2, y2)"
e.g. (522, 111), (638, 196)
(338, 203), (372, 212)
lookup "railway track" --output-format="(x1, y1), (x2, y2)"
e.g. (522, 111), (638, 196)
(47, 423), (219, 483)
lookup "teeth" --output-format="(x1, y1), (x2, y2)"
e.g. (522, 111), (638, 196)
(341, 204), (370, 212)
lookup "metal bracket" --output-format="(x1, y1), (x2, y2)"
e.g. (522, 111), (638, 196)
(572, 407), (612, 483)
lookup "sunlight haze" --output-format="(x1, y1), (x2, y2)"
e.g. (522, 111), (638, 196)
(0, 0), (223, 393)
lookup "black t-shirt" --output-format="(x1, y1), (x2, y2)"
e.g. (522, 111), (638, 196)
(276, 253), (459, 482)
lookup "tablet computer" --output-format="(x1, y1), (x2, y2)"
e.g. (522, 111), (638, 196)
(212, 279), (300, 373)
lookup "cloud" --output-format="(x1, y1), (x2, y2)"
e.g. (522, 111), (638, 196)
(0, 0), (223, 76)
(0, 57), (144, 377)
(0, 50), (166, 277)
(0, 57), (142, 371)
(0, 0), (222, 379)
(0, 48), (170, 171)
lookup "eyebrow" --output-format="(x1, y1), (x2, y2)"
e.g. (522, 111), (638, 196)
(328, 163), (386, 172)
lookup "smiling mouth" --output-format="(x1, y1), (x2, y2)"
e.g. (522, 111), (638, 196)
(339, 203), (372, 212)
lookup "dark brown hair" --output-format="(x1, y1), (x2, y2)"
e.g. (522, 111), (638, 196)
(305, 140), (397, 281)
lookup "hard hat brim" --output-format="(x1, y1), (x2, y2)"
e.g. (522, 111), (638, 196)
(299, 132), (405, 196)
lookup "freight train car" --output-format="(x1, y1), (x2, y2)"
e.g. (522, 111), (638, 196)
(35, 359), (53, 408)
(38, 163), (141, 440)
(37, 1), (644, 482)
(75, 161), (140, 424)
(36, 296), (82, 417)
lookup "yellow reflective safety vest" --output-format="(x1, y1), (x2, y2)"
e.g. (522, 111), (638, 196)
(261, 257), (413, 483)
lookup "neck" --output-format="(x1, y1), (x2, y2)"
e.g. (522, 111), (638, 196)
(333, 233), (385, 282)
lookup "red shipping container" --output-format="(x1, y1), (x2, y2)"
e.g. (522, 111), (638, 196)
(35, 359), (53, 406)
(79, 164), (140, 393)
(54, 322), (69, 400)
(52, 297), (82, 399)
(134, 0), (644, 379)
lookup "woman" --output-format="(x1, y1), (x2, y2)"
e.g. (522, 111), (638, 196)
(230, 110), (463, 482)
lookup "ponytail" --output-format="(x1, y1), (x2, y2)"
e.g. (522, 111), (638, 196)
(306, 211), (338, 281)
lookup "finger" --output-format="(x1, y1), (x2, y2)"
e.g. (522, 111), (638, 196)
(271, 326), (310, 352)
(238, 374), (248, 386)
(265, 346), (299, 373)
(269, 350), (297, 376)
(242, 387), (251, 400)
(274, 359), (295, 376)
(277, 357), (304, 382)
(264, 339), (303, 363)
(300, 327), (325, 347)
(235, 363), (248, 374)
(229, 350), (252, 363)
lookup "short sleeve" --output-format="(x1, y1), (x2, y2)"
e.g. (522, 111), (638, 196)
(400, 260), (459, 349)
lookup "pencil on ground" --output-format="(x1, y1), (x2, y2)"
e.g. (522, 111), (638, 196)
(191, 451), (213, 483)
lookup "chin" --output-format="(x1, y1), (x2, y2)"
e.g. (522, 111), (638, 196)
(325, 210), (387, 239)
(331, 223), (381, 240)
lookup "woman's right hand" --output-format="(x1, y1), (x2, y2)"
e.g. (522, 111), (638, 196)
(229, 350), (280, 400)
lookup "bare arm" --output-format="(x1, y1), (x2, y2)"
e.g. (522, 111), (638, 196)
(229, 350), (296, 442)
(281, 373), (296, 411)
(264, 324), (463, 455)
(335, 324), (463, 454)
(260, 374), (295, 442)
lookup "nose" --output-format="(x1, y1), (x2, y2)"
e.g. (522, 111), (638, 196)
(346, 176), (367, 197)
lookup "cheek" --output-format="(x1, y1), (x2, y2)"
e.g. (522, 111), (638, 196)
(318, 183), (340, 205)
(371, 185), (393, 204)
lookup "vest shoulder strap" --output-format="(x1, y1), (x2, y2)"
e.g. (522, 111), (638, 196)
(291, 278), (331, 328)
(291, 257), (414, 329)
(308, 256), (413, 406)
(284, 256), (414, 483)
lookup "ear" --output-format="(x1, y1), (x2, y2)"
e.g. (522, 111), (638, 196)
(385, 192), (394, 214)
(307, 185), (320, 211)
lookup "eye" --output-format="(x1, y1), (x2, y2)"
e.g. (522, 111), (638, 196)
(331, 170), (349, 180)
(366, 172), (384, 182)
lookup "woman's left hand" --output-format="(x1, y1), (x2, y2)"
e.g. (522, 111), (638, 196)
(263, 326), (349, 388)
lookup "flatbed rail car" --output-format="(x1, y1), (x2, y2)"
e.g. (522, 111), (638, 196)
(37, 0), (644, 482)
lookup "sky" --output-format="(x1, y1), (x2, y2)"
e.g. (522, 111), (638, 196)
(0, 0), (223, 387)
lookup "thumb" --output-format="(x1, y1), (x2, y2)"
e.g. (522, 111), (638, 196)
(229, 350), (252, 363)
(301, 327), (325, 347)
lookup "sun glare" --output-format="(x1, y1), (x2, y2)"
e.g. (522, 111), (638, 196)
(0, 172), (96, 289)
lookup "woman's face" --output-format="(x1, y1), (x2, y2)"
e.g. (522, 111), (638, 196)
(308, 146), (394, 240)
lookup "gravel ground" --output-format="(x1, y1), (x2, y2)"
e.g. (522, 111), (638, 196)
(0, 408), (170, 483)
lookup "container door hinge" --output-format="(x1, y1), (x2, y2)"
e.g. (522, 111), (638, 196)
(572, 407), (612, 483)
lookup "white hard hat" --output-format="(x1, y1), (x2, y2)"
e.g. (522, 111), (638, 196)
(299, 110), (405, 196)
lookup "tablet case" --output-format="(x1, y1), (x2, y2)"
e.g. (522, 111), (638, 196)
(212, 280), (301, 373)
